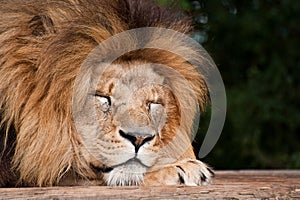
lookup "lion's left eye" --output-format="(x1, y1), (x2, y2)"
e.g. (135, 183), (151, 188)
(148, 102), (163, 113)
(95, 95), (111, 113)
(149, 102), (160, 111)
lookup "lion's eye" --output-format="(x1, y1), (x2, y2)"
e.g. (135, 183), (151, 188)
(95, 95), (111, 113)
(148, 102), (166, 129)
(148, 102), (162, 113)
(149, 102), (160, 111)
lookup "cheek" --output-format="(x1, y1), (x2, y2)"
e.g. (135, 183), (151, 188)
(95, 104), (115, 133)
(159, 106), (181, 144)
(84, 129), (136, 166)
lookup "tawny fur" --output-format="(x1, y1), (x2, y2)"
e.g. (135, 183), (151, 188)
(0, 0), (209, 186)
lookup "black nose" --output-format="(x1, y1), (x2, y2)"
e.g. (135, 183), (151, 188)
(119, 130), (155, 153)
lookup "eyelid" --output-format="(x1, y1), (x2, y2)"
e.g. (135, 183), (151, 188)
(95, 94), (111, 106)
(148, 101), (162, 112)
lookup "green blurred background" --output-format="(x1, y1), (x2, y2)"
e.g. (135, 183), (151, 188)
(160, 0), (300, 169)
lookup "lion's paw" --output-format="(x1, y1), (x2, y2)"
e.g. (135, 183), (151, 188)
(143, 159), (214, 186)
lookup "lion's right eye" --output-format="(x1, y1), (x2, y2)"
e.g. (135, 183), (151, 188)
(95, 95), (111, 113)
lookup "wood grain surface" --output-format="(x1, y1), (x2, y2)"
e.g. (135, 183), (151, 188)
(1, 170), (299, 199)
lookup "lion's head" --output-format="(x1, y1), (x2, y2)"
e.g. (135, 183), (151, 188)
(0, 0), (208, 186)
(74, 60), (205, 186)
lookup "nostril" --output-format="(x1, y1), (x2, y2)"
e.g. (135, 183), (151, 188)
(119, 130), (155, 153)
(119, 130), (137, 145)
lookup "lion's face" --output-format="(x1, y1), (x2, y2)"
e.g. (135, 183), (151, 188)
(75, 62), (183, 185)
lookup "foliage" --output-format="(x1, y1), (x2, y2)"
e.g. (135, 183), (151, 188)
(163, 0), (300, 169)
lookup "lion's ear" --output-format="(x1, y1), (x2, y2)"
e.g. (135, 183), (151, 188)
(29, 15), (56, 36)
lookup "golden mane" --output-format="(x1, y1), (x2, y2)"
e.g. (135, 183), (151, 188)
(0, 0), (207, 186)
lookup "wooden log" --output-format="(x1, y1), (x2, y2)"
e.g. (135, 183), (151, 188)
(0, 170), (299, 199)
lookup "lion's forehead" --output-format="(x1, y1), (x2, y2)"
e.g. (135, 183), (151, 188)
(97, 63), (166, 101)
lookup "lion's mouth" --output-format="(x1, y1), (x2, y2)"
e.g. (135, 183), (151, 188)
(114, 158), (149, 168)
(91, 158), (149, 174)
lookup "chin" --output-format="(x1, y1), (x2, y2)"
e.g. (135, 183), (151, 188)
(103, 160), (147, 186)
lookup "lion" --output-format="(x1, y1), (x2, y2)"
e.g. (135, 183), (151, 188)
(0, 0), (214, 187)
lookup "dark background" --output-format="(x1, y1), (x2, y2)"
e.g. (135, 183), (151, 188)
(160, 0), (300, 169)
